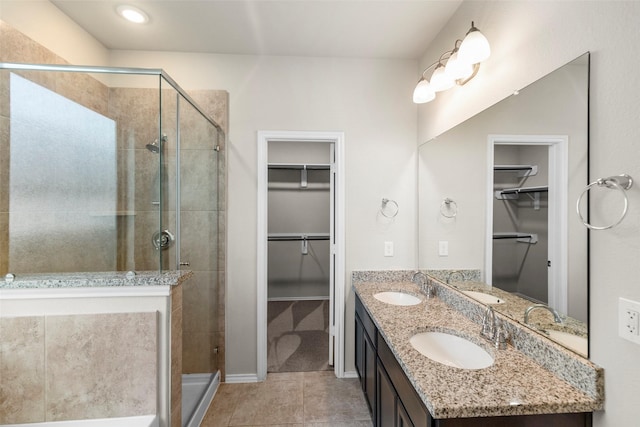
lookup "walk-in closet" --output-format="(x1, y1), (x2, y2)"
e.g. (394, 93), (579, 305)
(266, 140), (332, 373)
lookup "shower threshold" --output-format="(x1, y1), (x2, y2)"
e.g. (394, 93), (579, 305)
(182, 372), (219, 427)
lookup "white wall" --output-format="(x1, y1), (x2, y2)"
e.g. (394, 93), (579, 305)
(417, 2), (640, 426)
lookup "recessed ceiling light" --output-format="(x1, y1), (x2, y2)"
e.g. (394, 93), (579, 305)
(116, 5), (149, 24)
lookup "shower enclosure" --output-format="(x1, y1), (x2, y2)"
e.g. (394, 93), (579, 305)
(0, 62), (226, 426)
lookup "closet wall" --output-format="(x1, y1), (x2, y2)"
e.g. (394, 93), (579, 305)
(267, 141), (331, 300)
(492, 145), (549, 303)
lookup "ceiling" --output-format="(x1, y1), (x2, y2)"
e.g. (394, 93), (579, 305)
(50, 0), (462, 60)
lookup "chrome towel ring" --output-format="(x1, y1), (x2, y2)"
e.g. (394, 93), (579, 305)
(440, 198), (458, 218)
(577, 174), (633, 230)
(380, 198), (399, 218)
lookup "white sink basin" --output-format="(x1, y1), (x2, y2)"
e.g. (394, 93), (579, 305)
(409, 331), (494, 370)
(462, 290), (505, 305)
(374, 291), (421, 306)
(546, 330), (588, 356)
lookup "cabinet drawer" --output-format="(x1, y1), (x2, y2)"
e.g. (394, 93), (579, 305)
(356, 295), (377, 348)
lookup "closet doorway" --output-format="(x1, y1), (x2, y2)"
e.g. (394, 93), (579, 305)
(485, 135), (568, 313)
(257, 131), (345, 381)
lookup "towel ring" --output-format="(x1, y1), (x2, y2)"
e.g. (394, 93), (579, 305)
(440, 198), (458, 218)
(380, 198), (399, 218)
(577, 174), (633, 230)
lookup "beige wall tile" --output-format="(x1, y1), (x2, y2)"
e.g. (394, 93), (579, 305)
(45, 312), (157, 421)
(0, 316), (46, 424)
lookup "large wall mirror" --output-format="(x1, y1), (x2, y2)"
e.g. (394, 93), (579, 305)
(418, 53), (590, 356)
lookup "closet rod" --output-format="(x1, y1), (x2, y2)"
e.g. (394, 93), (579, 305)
(268, 233), (330, 241)
(494, 165), (536, 172)
(493, 232), (538, 244)
(268, 163), (330, 170)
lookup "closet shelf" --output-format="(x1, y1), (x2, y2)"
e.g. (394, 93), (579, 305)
(495, 185), (548, 200)
(493, 232), (538, 244)
(494, 164), (538, 177)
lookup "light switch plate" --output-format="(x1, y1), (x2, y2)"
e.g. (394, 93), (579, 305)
(384, 241), (394, 257)
(619, 297), (640, 344)
(438, 240), (448, 257)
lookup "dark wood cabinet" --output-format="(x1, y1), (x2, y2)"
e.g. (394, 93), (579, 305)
(377, 361), (397, 427)
(355, 296), (377, 418)
(354, 294), (592, 427)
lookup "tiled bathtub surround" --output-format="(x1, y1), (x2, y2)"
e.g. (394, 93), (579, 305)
(352, 270), (603, 419)
(0, 312), (157, 424)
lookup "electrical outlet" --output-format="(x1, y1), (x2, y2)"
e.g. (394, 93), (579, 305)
(384, 241), (394, 257)
(626, 310), (639, 335)
(438, 240), (448, 257)
(619, 298), (640, 344)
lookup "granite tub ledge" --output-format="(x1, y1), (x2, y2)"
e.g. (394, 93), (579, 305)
(0, 271), (192, 298)
(352, 278), (603, 420)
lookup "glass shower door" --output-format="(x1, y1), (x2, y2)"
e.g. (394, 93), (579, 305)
(176, 93), (221, 426)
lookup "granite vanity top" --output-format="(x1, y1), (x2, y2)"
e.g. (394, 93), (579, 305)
(0, 270), (192, 290)
(353, 277), (603, 419)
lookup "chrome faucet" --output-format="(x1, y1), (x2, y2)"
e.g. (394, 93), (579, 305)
(524, 304), (563, 325)
(481, 305), (510, 349)
(412, 271), (426, 285)
(480, 305), (496, 340)
(412, 271), (435, 299)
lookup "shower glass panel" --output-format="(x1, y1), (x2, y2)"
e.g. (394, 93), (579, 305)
(178, 95), (220, 375)
(0, 64), (223, 285)
(0, 67), (166, 274)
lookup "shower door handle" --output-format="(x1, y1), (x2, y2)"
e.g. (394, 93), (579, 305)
(179, 261), (190, 266)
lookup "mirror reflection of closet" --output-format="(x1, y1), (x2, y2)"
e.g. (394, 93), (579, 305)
(266, 140), (332, 373)
(492, 144), (549, 304)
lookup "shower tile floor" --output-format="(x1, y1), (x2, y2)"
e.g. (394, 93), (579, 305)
(200, 371), (372, 426)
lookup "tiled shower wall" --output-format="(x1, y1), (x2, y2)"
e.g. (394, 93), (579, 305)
(0, 21), (228, 379)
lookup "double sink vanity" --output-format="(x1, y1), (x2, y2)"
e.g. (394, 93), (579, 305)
(353, 270), (603, 426)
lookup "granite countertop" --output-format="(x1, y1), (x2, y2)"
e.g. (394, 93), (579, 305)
(447, 280), (588, 338)
(0, 270), (192, 289)
(353, 279), (603, 419)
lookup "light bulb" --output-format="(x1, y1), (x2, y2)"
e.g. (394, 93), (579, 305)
(458, 22), (491, 65)
(445, 50), (474, 81)
(413, 78), (435, 104)
(430, 64), (455, 92)
(116, 5), (149, 24)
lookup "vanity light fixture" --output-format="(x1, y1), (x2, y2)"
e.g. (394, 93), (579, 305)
(412, 21), (490, 104)
(116, 5), (149, 24)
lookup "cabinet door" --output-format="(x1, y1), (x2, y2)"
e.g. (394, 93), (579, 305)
(364, 331), (377, 416)
(397, 402), (415, 427)
(355, 313), (364, 383)
(377, 359), (396, 427)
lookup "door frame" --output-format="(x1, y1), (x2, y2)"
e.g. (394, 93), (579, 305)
(257, 130), (346, 380)
(485, 134), (568, 313)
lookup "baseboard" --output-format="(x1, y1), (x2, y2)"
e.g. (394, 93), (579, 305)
(342, 370), (359, 379)
(224, 373), (261, 383)
(185, 371), (219, 427)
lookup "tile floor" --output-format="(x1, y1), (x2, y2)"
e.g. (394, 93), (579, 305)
(200, 371), (373, 426)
